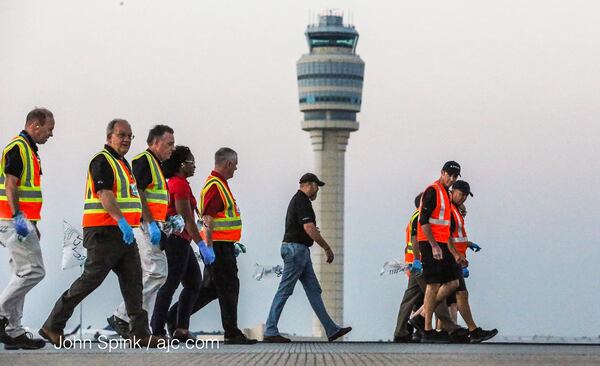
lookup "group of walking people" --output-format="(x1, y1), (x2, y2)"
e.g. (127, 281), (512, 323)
(0, 108), (351, 350)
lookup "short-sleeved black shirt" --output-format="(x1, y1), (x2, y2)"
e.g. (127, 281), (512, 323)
(3, 131), (40, 178)
(89, 145), (133, 193)
(282, 190), (316, 246)
(132, 149), (162, 192)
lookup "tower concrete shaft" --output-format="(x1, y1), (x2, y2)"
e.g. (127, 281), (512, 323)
(308, 129), (349, 337)
(296, 10), (364, 338)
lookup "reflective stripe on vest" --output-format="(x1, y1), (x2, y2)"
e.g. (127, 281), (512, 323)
(132, 151), (168, 222)
(451, 205), (469, 255)
(416, 181), (452, 243)
(404, 210), (420, 264)
(199, 175), (242, 242)
(82, 150), (142, 228)
(0, 136), (43, 221)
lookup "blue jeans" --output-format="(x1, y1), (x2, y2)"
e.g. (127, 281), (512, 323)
(264, 243), (340, 337)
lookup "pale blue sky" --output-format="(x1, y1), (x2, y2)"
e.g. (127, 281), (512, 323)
(1, 0), (599, 340)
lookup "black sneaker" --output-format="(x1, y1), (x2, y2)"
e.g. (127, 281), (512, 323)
(421, 330), (450, 344)
(469, 327), (498, 343)
(4, 332), (46, 350)
(224, 334), (258, 345)
(107, 315), (130, 338)
(411, 331), (422, 343)
(408, 315), (425, 335)
(392, 334), (413, 343)
(263, 334), (291, 343)
(0, 317), (10, 344)
(449, 327), (470, 343)
(328, 326), (352, 342)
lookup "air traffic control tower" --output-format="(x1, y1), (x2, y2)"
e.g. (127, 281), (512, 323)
(296, 10), (365, 338)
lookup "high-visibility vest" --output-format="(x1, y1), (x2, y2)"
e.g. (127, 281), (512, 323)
(0, 135), (43, 221)
(404, 210), (420, 264)
(451, 205), (468, 256)
(417, 181), (452, 243)
(199, 174), (242, 243)
(82, 149), (142, 228)
(132, 151), (168, 222)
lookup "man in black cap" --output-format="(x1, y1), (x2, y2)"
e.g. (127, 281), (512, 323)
(447, 180), (498, 343)
(262, 173), (352, 343)
(412, 161), (466, 343)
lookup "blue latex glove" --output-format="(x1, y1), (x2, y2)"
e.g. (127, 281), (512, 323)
(148, 221), (161, 246)
(234, 242), (246, 257)
(462, 267), (470, 278)
(13, 212), (29, 238)
(117, 217), (135, 246)
(468, 242), (481, 252)
(12, 212), (30, 237)
(197, 240), (216, 264)
(410, 259), (423, 274)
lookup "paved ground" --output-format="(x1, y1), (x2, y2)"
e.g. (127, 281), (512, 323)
(2, 342), (600, 366)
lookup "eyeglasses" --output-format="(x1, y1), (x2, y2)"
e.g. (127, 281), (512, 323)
(183, 160), (195, 165)
(114, 133), (135, 140)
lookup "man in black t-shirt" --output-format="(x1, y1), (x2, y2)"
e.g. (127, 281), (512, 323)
(263, 173), (352, 343)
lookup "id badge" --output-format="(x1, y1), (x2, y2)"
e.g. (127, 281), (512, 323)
(130, 183), (139, 197)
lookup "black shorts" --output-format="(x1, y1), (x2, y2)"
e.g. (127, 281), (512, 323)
(418, 241), (459, 285)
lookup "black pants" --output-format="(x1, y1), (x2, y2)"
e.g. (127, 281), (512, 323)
(151, 235), (201, 335)
(393, 272), (460, 338)
(167, 242), (241, 338)
(44, 227), (149, 337)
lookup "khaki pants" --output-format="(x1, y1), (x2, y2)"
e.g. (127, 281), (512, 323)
(113, 226), (167, 322)
(0, 220), (46, 337)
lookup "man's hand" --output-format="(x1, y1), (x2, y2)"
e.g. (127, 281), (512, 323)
(117, 217), (135, 245)
(148, 221), (161, 246)
(12, 212), (29, 238)
(431, 242), (442, 260)
(324, 247), (334, 263)
(454, 254), (469, 268)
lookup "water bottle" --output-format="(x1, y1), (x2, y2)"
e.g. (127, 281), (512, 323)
(253, 263), (284, 281)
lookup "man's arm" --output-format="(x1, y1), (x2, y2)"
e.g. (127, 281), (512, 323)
(411, 234), (420, 259)
(448, 237), (468, 267)
(303, 222), (334, 263)
(97, 189), (127, 222)
(420, 224), (442, 260)
(138, 191), (154, 224)
(4, 174), (21, 217)
(201, 214), (214, 246)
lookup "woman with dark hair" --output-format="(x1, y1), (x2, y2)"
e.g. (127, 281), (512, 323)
(150, 145), (214, 341)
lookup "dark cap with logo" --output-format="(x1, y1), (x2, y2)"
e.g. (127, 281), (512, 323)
(452, 180), (473, 197)
(299, 173), (325, 186)
(442, 161), (461, 176)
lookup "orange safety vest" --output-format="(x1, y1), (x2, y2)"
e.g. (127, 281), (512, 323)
(82, 149), (142, 228)
(417, 180), (452, 243)
(404, 210), (420, 264)
(0, 135), (43, 221)
(199, 174), (242, 243)
(132, 151), (168, 222)
(451, 205), (468, 256)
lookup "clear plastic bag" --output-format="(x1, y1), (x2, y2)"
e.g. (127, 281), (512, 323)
(163, 215), (185, 236)
(253, 263), (284, 281)
(379, 260), (410, 276)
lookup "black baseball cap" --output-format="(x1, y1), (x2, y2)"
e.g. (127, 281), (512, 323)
(452, 180), (473, 197)
(299, 173), (325, 186)
(442, 161), (461, 176)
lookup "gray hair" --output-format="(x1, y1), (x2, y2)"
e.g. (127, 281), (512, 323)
(106, 119), (129, 137)
(214, 147), (237, 166)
